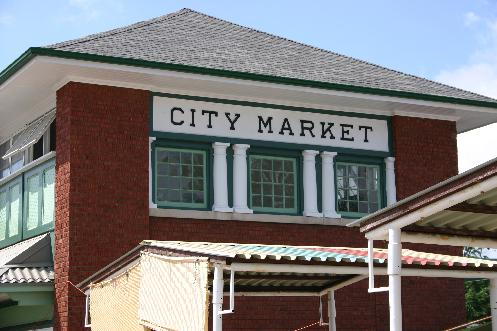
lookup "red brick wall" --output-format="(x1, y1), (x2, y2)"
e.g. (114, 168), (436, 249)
(54, 82), (464, 331)
(54, 82), (150, 330)
(393, 115), (466, 330)
(392, 116), (459, 199)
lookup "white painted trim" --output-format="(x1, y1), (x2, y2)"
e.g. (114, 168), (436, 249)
(150, 208), (353, 226)
(229, 263), (497, 279)
(212, 142), (232, 212)
(84, 291), (91, 328)
(399, 232), (497, 250)
(321, 151), (340, 218)
(365, 174), (497, 240)
(302, 150), (322, 217)
(0, 151), (55, 186)
(35, 56), (497, 117)
(232, 144), (252, 214)
(385, 157), (397, 206)
(388, 228), (402, 331)
(212, 263), (224, 331)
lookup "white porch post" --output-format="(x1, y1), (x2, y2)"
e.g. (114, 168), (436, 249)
(212, 263), (224, 331)
(233, 144), (252, 213)
(212, 142), (232, 212)
(388, 227), (402, 331)
(385, 157), (397, 206)
(328, 290), (337, 331)
(302, 150), (322, 217)
(321, 152), (340, 218)
(490, 279), (497, 330)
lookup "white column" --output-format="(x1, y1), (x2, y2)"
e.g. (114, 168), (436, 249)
(212, 142), (232, 212)
(490, 279), (497, 331)
(321, 152), (340, 218)
(385, 157), (397, 206)
(233, 144), (252, 213)
(149, 137), (157, 208)
(212, 263), (224, 331)
(328, 290), (337, 331)
(388, 227), (402, 331)
(302, 150), (322, 217)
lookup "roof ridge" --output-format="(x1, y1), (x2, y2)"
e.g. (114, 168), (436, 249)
(46, 8), (192, 49)
(184, 9), (493, 101)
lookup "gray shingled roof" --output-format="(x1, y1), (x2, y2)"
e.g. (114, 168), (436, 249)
(46, 8), (495, 103)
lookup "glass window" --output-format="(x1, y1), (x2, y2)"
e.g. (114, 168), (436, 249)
(249, 155), (297, 213)
(155, 147), (207, 208)
(0, 141), (9, 179)
(42, 167), (55, 225)
(336, 163), (380, 216)
(9, 183), (21, 237)
(0, 190), (7, 241)
(26, 174), (40, 230)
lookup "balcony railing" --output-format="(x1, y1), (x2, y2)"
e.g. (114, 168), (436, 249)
(0, 153), (55, 248)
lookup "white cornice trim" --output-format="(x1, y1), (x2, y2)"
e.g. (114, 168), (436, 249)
(36, 56), (497, 114)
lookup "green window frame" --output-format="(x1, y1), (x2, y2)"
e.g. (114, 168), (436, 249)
(336, 161), (383, 218)
(23, 159), (56, 238)
(249, 154), (298, 214)
(154, 146), (209, 209)
(0, 177), (23, 247)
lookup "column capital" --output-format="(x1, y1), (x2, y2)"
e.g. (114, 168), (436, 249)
(321, 151), (338, 157)
(385, 157), (395, 166)
(212, 142), (230, 148)
(302, 150), (319, 159)
(233, 144), (250, 154)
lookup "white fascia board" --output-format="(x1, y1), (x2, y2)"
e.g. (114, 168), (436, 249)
(230, 263), (497, 279)
(365, 174), (497, 240)
(36, 56), (496, 120)
(401, 232), (497, 249)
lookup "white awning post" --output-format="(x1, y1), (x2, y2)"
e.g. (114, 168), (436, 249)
(212, 263), (224, 331)
(388, 227), (402, 331)
(233, 144), (252, 214)
(490, 278), (497, 331)
(385, 157), (397, 206)
(302, 150), (322, 217)
(321, 152), (340, 219)
(328, 290), (337, 331)
(212, 142), (232, 212)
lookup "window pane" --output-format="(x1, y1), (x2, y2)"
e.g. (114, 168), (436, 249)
(0, 141), (10, 179)
(336, 163), (381, 215)
(42, 167), (55, 225)
(155, 148), (206, 207)
(249, 155), (297, 213)
(27, 175), (40, 230)
(10, 152), (24, 173)
(0, 191), (7, 241)
(9, 184), (20, 237)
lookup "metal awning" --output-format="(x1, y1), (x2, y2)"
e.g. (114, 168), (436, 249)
(0, 233), (53, 285)
(2, 109), (55, 160)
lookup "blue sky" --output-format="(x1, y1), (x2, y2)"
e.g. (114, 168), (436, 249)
(1, 0), (497, 171)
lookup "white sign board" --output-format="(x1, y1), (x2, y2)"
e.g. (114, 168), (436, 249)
(153, 96), (390, 152)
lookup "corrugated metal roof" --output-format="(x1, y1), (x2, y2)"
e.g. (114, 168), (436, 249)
(0, 267), (54, 284)
(143, 241), (496, 268)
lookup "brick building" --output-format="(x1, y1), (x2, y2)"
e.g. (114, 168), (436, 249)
(1, 8), (497, 330)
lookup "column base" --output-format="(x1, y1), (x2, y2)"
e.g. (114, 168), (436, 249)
(233, 207), (253, 214)
(323, 211), (341, 219)
(213, 206), (233, 213)
(303, 211), (323, 218)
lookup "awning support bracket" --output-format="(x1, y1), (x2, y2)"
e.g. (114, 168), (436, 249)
(368, 239), (389, 293)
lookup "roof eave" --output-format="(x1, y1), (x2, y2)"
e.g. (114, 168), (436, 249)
(2, 47), (497, 110)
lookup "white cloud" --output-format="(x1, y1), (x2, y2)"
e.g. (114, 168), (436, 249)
(63, 0), (124, 22)
(0, 14), (14, 26)
(464, 11), (480, 27)
(435, 16), (497, 173)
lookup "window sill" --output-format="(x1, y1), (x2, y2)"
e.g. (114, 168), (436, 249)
(0, 152), (56, 186)
(149, 208), (359, 226)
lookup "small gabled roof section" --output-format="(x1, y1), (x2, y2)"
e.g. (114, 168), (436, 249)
(39, 8), (495, 106)
(352, 157), (497, 238)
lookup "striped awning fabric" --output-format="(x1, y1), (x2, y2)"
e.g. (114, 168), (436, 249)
(143, 241), (497, 269)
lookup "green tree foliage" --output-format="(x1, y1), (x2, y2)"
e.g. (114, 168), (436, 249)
(464, 247), (490, 321)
